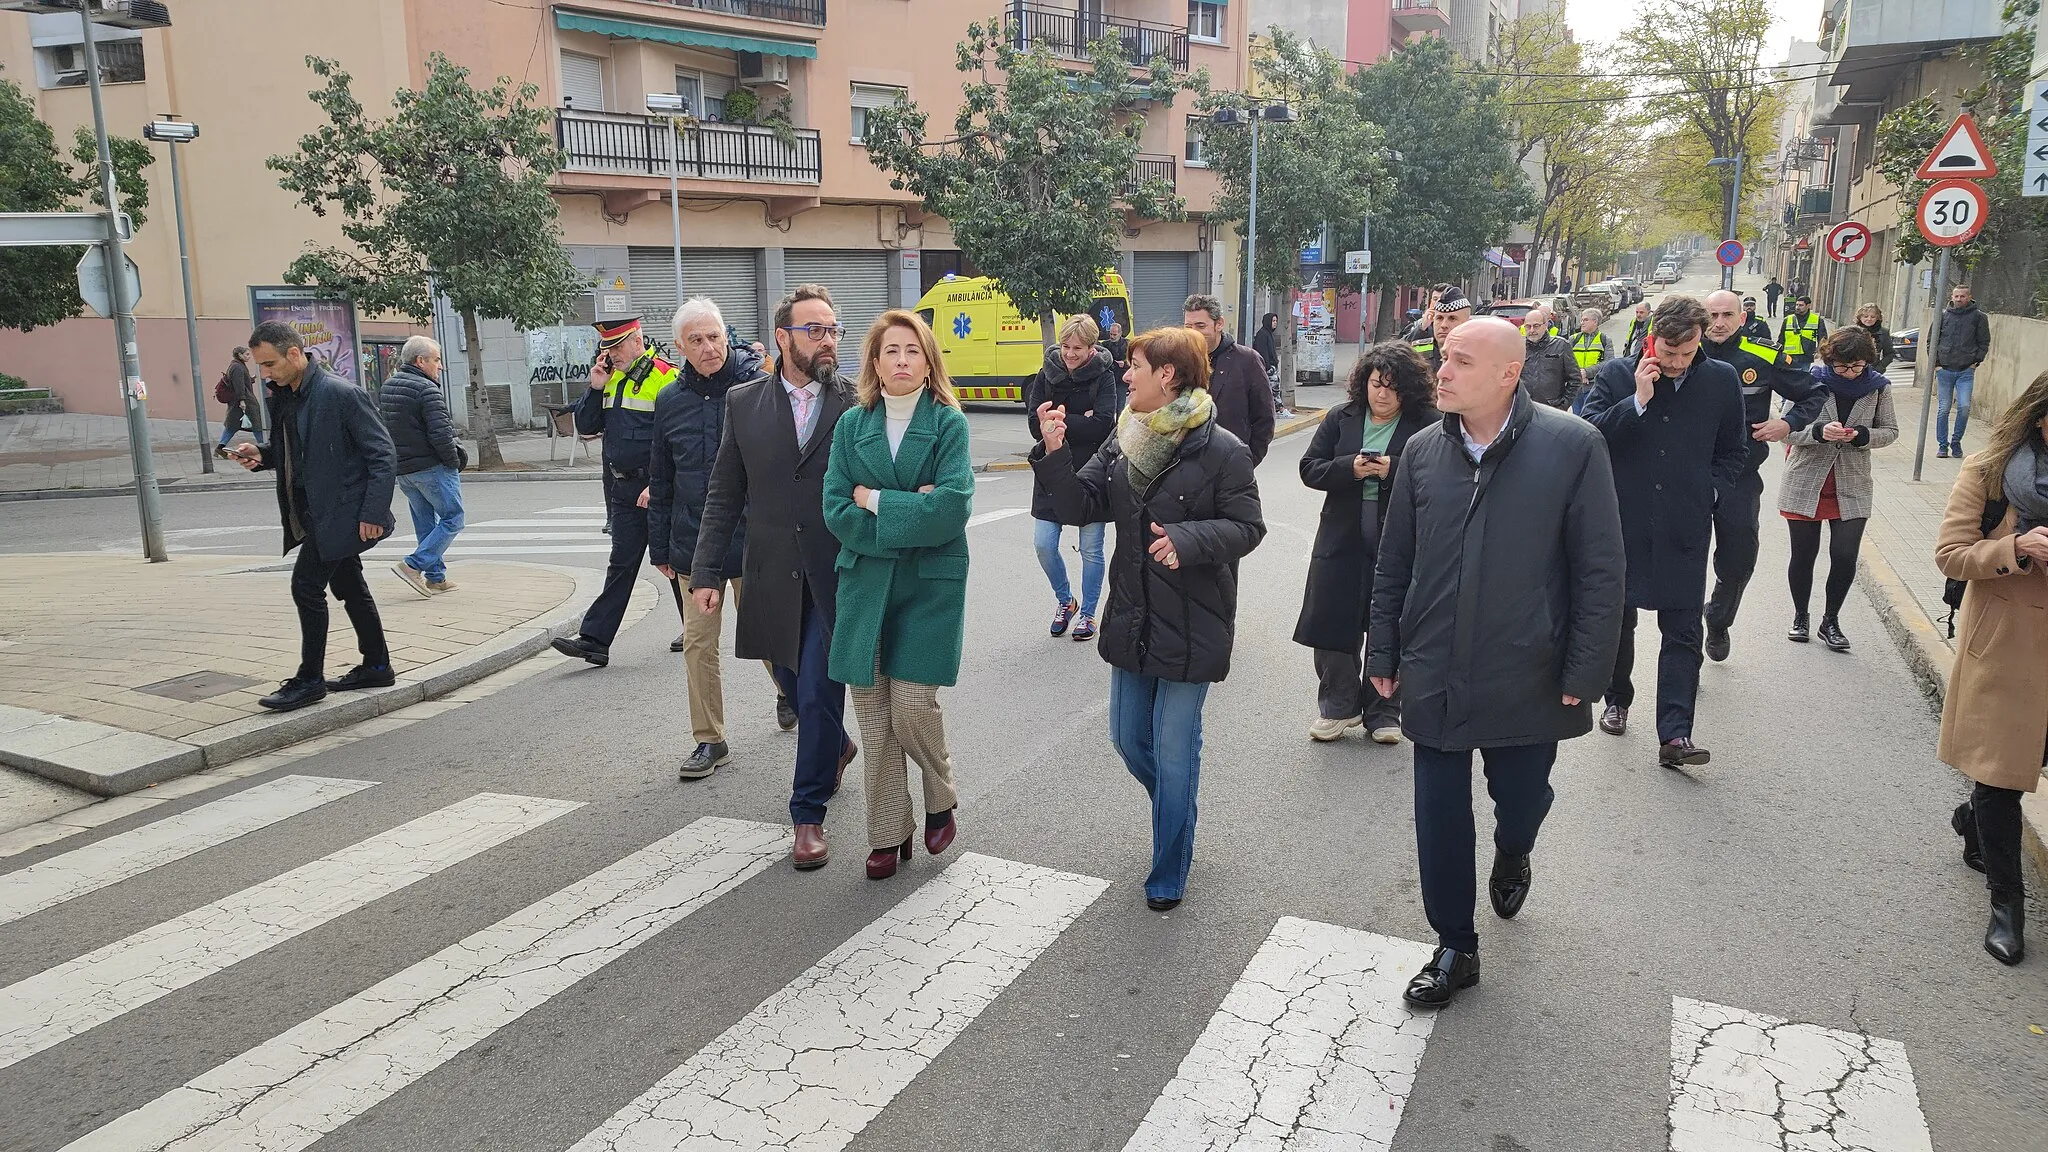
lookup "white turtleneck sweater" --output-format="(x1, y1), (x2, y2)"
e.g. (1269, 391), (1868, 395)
(860, 389), (924, 513)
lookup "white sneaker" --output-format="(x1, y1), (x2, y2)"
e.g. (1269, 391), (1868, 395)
(1369, 725), (1403, 745)
(1309, 715), (1361, 742)
(392, 561), (434, 598)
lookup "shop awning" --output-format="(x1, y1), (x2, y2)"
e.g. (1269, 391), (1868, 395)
(1484, 248), (1520, 270)
(554, 10), (818, 59)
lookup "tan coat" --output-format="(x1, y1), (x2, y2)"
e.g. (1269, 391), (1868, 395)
(1935, 457), (2048, 793)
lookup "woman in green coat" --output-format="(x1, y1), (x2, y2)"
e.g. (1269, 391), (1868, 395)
(823, 309), (975, 881)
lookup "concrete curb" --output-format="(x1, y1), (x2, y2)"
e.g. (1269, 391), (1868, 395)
(970, 408), (1324, 474)
(0, 561), (607, 796)
(1855, 541), (2048, 879)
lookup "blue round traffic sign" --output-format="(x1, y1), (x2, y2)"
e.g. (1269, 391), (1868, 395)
(1716, 240), (1745, 267)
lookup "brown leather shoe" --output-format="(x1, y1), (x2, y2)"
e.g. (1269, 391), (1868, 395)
(793, 823), (828, 870)
(836, 738), (857, 789)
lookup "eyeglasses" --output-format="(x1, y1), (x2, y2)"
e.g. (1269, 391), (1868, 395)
(779, 323), (846, 341)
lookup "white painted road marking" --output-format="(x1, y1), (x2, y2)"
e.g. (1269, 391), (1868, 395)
(1669, 997), (1932, 1152)
(567, 852), (1105, 1152)
(0, 792), (579, 1071)
(1121, 917), (1439, 1151)
(965, 506), (1029, 529)
(64, 817), (786, 1152)
(0, 776), (376, 928)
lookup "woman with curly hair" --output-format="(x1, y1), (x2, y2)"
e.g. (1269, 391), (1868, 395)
(1294, 341), (1439, 744)
(1778, 326), (1896, 651)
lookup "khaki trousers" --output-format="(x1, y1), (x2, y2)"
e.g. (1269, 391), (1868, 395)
(672, 574), (778, 745)
(849, 648), (959, 850)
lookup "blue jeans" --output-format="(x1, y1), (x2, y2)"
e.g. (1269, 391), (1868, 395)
(1935, 367), (1975, 449)
(1033, 518), (1105, 615)
(1108, 668), (1210, 900)
(395, 465), (464, 583)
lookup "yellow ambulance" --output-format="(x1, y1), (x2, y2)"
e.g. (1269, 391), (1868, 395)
(914, 271), (1132, 402)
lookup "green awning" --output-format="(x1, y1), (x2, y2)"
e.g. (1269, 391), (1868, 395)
(554, 10), (818, 59)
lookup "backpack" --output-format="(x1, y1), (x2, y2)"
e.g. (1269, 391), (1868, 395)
(1941, 496), (2011, 638)
(213, 369), (234, 404)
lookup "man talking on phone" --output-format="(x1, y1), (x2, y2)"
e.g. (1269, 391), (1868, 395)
(552, 316), (681, 666)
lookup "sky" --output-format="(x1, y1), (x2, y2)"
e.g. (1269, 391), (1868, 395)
(1564, 0), (1827, 64)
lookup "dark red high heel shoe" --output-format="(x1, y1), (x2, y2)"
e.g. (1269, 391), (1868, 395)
(924, 809), (957, 857)
(866, 838), (912, 880)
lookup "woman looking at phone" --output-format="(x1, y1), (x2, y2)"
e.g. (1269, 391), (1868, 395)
(1031, 327), (1266, 911)
(1778, 327), (1897, 651)
(1295, 342), (1438, 744)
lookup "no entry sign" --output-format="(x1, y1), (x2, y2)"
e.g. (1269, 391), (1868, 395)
(1825, 221), (1872, 263)
(1917, 180), (1989, 247)
(1715, 240), (1744, 267)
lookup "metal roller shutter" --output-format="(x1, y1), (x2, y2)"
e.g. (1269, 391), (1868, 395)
(560, 52), (605, 113)
(627, 247), (760, 348)
(1129, 252), (1192, 333)
(784, 249), (891, 346)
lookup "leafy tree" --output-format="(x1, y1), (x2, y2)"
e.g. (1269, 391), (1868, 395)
(269, 53), (585, 468)
(1195, 29), (1386, 398)
(861, 15), (1191, 347)
(0, 71), (152, 332)
(1350, 37), (1536, 334)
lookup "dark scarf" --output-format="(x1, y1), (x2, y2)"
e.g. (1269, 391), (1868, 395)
(2005, 439), (2048, 532)
(1810, 362), (1885, 405)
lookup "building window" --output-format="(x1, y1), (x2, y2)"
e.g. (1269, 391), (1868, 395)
(1184, 116), (1207, 167)
(560, 51), (606, 112)
(850, 83), (907, 144)
(676, 69), (733, 121)
(1187, 1), (1223, 43)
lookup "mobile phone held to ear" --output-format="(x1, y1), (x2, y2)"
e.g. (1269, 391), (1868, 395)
(1643, 333), (1657, 361)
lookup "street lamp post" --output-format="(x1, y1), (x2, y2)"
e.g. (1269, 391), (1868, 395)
(1708, 154), (1744, 292)
(646, 92), (688, 327)
(1213, 103), (1297, 344)
(143, 115), (206, 474)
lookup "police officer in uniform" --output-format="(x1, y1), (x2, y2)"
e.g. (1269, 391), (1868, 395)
(1739, 296), (1772, 342)
(1778, 295), (1828, 372)
(1411, 286), (1472, 377)
(552, 316), (682, 665)
(1700, 290), (1826, 661)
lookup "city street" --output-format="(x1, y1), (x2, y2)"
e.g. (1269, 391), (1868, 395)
(2, 308), (2043, 1151)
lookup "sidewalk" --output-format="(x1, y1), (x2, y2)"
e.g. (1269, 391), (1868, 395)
(0, 553), (621, 797)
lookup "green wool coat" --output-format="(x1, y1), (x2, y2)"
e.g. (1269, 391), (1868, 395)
(822, 391), (975, 688)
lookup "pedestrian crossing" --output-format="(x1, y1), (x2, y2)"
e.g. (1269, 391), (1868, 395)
(2, 778), (1938, 1151)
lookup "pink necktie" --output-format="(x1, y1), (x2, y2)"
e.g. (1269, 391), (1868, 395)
(791, 387), (812, 445)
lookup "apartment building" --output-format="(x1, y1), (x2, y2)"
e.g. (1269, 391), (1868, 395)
(0, 0), (1247, 425)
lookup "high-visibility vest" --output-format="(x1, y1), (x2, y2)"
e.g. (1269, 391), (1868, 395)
(603, 349), (680, 413)
(1737, 337), (1783, 368)
(1411, 338), (1436, 358)
(1571, 332), (1605, 370)
(1782, 316), (1821, 358)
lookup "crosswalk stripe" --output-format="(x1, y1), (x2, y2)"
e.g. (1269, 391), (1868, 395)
(1668, 997), (1931, 1152)
(1121, 916), (1438, 1151)
(567, 852), (1106, 1152)
(538, 507), (605, 514)
(965, 507), (1028, 529)
(0, 776), (377, 928)
(0, 792), (579, 1071)
(63, 817), (786, 1152)
(466, 519), (607, 528)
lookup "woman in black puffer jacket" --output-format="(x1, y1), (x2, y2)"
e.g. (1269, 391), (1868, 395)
(1023, 315), (1120, 641)
(1031, 326), (1266, 912)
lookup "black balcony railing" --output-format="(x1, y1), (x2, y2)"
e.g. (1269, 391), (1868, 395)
(651, 0), (827, 25)
(1009, 2), (1189, 72)
(1798, 187), (1833, 217)
(556, 111), (822, 185)
(1126, 154), (1177, 195)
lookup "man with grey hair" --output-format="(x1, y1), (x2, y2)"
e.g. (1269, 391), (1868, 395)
(377, 334), (465, 596)
(1515, 303), (1584, 410)
(1182, 293), (1275, 463)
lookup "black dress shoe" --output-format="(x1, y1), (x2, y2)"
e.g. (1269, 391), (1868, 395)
(258, 677), (328, 712)
(550, 634), (610, 667)
(1705, 623), (1731, 662)
(1817, 617), (1851, 652)
(1986, 891), (2025, 966)
(1598, 704), (1627, 736)
(1489, 851), (1532, 919)
(1659, 737), (1711, 768)
(669, 632), (687, 653)
(1952, 802), (1986, 873)
(677, 741), (729, 781)
(325, 664), (395, 692)
(775, 694), (798, 732)
(1146, 896), (1181, 911)
(1402, 946), (1479, 1009)
(1787, 613), (1810, 643)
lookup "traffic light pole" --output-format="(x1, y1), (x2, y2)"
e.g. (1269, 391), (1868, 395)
(79, 7), (167, 561)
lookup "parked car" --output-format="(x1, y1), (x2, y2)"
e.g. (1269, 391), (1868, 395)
(1893, 327), (1917, 364)
(1479, 296), (1579, 335)
(1611, 276), (1643, 304)
(1653, 264), (1678, 285)
(1574, 282), (1624, 313)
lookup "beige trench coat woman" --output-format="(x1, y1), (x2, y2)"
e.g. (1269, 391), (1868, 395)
(1935, 457), (2048, 793)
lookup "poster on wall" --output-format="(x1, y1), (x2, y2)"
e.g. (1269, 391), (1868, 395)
(525, 325), (599, 406)
(248, 286), (362, 385)
(1289, 282), (1336, 384)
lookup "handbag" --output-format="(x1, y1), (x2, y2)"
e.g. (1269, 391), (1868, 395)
(1941, 495), (2010, 638)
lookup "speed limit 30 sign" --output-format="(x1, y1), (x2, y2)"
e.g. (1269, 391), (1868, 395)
(1917, 179), (1988, 247)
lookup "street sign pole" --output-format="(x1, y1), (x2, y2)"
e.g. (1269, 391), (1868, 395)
(78, 7), (166, 561)
(1911, 247), (1951, 482)
(165, 137), (211, 474)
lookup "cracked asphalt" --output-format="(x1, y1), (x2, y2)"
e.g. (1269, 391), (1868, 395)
(1, 404), (2044, 1151)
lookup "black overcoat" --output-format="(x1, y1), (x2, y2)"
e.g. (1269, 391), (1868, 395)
(688, 372), (852, 668)
(1291, 400), (1437, 650)
(647, 344), (769, 580)
(258, 365), (397, 560)
(1022, 346), (1119, 522)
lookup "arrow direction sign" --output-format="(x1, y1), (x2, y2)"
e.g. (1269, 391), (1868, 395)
(2031, 169), (2048, 195)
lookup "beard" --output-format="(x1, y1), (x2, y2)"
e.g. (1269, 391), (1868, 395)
(789, 343), (838, 384)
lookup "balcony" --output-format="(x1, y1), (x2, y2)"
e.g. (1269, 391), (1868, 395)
(1008, 2), (1190, 72)
(1391, 0), (1451, 33)
(555, 110), (821, 185)
(1797, 188), (1834, 218)
(1125, 154), (1177, 195)
(644, 0), (826, 26)
(1821, 0), (2001, 114)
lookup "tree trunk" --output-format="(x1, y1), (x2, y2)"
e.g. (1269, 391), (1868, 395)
(462, 308), (504, 470)
(1373, 284), (1397, 340)
(1276, 290), (1297, 411)
(1039, 311), (1056, 353)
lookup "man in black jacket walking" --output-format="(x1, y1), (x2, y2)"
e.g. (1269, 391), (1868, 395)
(226, 321), (398, 712)
(1183, 293), (1276, 463)
(378, 337), (465, 597)
(1515, 303), (1584, 409)
(1582, 296), (1749, 767)
(1933, 283), (1993, 458)
(1369, 317), (1625, 1010)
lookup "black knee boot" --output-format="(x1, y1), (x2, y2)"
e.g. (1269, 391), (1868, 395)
(1971, 784), (2026, 966)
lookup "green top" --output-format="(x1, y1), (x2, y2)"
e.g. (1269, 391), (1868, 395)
(1359, 413), (1399, 500)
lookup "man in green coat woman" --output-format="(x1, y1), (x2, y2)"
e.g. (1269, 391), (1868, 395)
(822, 309), (976, 881)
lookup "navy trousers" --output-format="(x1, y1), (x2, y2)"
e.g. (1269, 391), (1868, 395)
(774, 583), (848, 825)
(1413, 741), (1557, 955)
(1705, 471), (1764, 631)
(1605, 607), (1704, 742)
(580, 469), (648, 646)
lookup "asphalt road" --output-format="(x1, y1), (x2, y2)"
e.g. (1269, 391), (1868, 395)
(2, 272), (2042, 1151)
